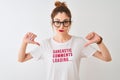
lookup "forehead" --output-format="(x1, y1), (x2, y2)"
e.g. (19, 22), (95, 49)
(54, 12), (70, 21)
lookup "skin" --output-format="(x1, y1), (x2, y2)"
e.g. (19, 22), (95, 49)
(18, 12), (112, 62)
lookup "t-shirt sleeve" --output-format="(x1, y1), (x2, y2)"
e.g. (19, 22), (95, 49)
(30, 41), (45, 60)
(80, 38), (97, 57)
(81, 45), (97, 57)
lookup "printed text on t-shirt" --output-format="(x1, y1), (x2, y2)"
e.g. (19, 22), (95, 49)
(52, 48), (73, 63)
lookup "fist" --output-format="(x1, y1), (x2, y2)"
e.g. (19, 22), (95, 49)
(23, 32), (40, 46)
(84, 32), (102, 47)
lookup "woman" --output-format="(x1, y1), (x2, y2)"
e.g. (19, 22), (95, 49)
(18, 1), (112, 80)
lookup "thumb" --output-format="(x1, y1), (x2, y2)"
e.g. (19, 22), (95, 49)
(84, 41), (93, 47)
(35, 42), (40, 46)
(31, 41), (40, 46)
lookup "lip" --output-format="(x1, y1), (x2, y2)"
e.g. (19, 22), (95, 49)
(59, 30), (64, 32)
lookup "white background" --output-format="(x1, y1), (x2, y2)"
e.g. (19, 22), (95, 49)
(0, 0), (120, 80)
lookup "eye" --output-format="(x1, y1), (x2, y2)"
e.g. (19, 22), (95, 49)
(55, 21), (60, 24)
(53, 21), (60, 24)
(63, 21), (71, 25)
(64, 21), (69, 24)
(53, 21), (61, 27)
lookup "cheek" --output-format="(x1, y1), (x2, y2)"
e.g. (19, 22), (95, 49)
(52, 26), (58, 31)
(64, 28), (69, 31)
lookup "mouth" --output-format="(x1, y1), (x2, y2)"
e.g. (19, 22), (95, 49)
(59, 30), (64, 32)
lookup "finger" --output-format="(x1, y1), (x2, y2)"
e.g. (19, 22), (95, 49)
(86, 32), (95, 40)
(32, 41), (40, 46)
(84, 40), (95, 47)
(84, 42), (92, 47)
(32, 34), (37, 40)
(24, 32), (30, 38)
(29, 33), (37, 41)
(36, 42), (40, 46)
(29, 35), (36, 41)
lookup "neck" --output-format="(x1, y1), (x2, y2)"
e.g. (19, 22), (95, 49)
(53, 34), (71, 43)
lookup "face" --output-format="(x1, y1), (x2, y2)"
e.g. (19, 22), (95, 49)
(52, 12), (71, 35)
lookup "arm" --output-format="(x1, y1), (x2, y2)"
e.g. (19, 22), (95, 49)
(18, 32), (40, 62)
(85, 32), (112, 62)
(18, 42), (32, 62)
(93, 42), (112, 62)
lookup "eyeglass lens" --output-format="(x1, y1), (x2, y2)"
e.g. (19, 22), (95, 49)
(53, 21), (71, 27)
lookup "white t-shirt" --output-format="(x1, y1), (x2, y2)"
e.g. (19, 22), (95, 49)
(30, 36), (97, 80)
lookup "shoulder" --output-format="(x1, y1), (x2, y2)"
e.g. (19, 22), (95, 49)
(40, 37), (51, 46)
(71, 35), (88, 46)
(42, 37), (51, 43)
(72, 35), (86, 42)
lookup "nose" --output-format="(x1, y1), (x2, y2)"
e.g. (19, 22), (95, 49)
(59, 23), (64, 28)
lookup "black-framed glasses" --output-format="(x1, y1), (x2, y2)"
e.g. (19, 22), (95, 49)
(53, 20), (71, 28)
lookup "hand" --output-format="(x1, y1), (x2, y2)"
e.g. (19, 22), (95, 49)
(23, 32), (40, 46)
(84, 32), (102, 47)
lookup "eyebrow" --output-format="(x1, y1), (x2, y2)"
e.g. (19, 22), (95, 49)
(54, 19), (70, 21)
